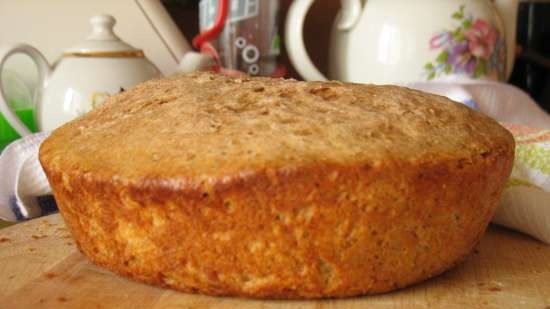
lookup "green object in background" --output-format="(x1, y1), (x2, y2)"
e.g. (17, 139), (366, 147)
(0, 220), (15, 229)
(0, 105), (36, 150)
(1, 70), (37, 150)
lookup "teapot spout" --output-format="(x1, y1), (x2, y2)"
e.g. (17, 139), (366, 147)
(493, 0), (519, 80)
(178, 51), (214, 73)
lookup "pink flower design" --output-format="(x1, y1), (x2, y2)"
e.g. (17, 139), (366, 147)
(465, 19), (497, 60)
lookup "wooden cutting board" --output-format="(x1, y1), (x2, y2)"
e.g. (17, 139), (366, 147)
(0, 214), (549, 309)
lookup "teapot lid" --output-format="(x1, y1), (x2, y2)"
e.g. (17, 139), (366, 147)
(64, 14), (144, 58)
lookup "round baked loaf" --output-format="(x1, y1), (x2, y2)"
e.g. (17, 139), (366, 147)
(39, 72), (514, 299)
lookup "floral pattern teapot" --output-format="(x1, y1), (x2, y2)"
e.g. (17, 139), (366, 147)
(285, 0), (519, 84)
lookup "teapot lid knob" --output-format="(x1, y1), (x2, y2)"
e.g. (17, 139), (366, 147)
(88, 15), (118, 41)
(64, 14), (142, 55)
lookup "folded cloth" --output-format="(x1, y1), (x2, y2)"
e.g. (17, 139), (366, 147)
(0, 132), (54, 221)
(495, 124), (550, 243)
(406, 81), (550, 129)
(1, 82), (549, 244)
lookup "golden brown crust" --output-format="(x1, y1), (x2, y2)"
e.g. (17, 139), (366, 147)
(39, 72), (512, 182)
(39, 72), (515, 298)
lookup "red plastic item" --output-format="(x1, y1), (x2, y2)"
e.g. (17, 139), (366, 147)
(192, 0), (229, 50)
(192, 0), (286, 78)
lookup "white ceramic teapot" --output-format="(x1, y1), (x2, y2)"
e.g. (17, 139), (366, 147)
(0, 14), (162, 136)
(286, 0), (519, 84)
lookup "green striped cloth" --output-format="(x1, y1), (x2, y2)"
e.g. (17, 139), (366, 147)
(493, 124), (550, 244)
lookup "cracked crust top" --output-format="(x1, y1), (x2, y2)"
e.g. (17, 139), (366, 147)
(39, 72), (513, 188)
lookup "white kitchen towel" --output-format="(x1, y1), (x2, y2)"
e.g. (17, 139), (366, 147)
(494, 124), (550, 243)
(0, 132), (53, 221)
(407, 80), (550, 129)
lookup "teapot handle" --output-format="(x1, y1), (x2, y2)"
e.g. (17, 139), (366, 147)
(0, 43), (51, 136)
(285, 0), (362, 81)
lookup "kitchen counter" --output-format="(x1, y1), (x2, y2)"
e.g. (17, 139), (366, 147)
(0, 214), (548, 309)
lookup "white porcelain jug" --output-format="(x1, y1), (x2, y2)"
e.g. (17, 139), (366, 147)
(285, 0), (519, 84)
(0, 15), (163, 136)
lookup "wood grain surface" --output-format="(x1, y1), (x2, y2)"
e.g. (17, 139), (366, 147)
(0, 214), (549, 309)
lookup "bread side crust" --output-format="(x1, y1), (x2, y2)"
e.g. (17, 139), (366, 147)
(40, 146), (514, 299)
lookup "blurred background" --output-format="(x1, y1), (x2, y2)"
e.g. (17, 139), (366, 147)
(0, 0), (549, 151)
(165, 0), (550, 113)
